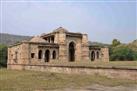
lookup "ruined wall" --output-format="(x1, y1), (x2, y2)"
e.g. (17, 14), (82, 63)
(89, 47), (109, 62)
(8, 42), (59, 69)
(8, 43), (30, 69)
(89, 49), (101, 61)
(24, 43), (59, 64)
(101, 48), (109, 62)
(8, 64), (137, 80)
(29, 43), (39, 64)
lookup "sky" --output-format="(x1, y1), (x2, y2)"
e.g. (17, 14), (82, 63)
(0, 0), (136, 44)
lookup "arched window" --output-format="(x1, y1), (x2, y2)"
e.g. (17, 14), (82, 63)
(45, 50), (50, 62)
(97, 51), (99, 59)
(69, 42), (75, 62)
(52, 50), (56, 59)
(91, 51), (95, 61)
(38, 50), (42, 59)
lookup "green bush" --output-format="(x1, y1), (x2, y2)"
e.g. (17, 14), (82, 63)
(112, 39), (121, 47)
(0, 44), (7, 67)
(110, 46), (137, 61)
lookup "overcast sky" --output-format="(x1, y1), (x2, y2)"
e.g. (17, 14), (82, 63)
(0, 0), (136, 44)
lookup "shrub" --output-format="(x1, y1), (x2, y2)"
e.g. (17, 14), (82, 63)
(110, 46), (137, 61)
(0, 44), (7, 67)
(112, 39), (121, 47)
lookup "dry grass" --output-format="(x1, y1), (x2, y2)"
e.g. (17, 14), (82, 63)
(0, 68), (137, 91)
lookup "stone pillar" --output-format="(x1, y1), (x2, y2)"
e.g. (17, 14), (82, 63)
(99, 51), (101, 60)
(58, 32), (67, 61)
(74, 39), (82, 62)
(94, 51), (96, 61)
(48, 37), (50, 43)
(54, 33), (59, 43)
(50, 37), (52, 43)
(95, 51), (99, 61)
(81, 34), (89, 61)
(51, 51), (53, 59)
(101, 47), (109, 62)
(43, 52), (45, 62)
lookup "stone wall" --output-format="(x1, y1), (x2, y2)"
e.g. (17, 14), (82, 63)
(8, 64), (137, 80)
(8, 43), (29, 65)
(66, 36), (82, 61)
(101, 48), (109, 62)
(29, 43), (59, 63)
(58, 32), (67, 61)
(82, 34), (89, 60)
(53, 29), (90, 62)
(89, 47), (109, 62)
(8, 27), (110, 70)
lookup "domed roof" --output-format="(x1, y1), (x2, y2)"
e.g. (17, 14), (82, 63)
(53, 27), (68, 33)
(30, 36), (46, 43)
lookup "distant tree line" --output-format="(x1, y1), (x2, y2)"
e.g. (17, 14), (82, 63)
(109, 39), (137, 61)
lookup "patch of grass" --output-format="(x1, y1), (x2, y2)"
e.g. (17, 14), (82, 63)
(0, 68), (137, 91)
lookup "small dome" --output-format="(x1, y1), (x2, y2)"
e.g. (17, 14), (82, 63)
(30, 36), (46, 43)
(53, 27), (68, 33)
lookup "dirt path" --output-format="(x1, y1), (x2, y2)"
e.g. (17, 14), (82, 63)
(52, 84), (137, 91)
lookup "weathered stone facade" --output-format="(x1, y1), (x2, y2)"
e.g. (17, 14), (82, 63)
(8, 27), (109, 69)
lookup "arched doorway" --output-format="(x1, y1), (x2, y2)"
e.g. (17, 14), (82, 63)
(45, 50), (50, 62)
(38, 50), (42, 59)
(91, 51), (95, 61)
(69, 42), (75, 62)
(52, 50), (56, 59)
(97, 51), (99, 59)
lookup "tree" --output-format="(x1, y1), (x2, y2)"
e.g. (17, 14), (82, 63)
(110, 46), (137, 61)
(0, 44), (7, 67)
(112, 39), (121, 47)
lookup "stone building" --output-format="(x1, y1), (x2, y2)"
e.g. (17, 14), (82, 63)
(7, 27), (109, 69)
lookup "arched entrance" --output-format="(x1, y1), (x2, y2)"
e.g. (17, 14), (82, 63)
(45, 50), (50, 62)
(52, 50), (56, 59)
(69, 42), (75, 62)
(38, 50), (42, 59)
(91, 51), (95, 61)
(97, 51), (99, 59)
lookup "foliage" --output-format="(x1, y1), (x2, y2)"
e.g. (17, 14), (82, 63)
(110, 45), (137, 61)
(0, 44), (7, 67)
(112, 39), (121, 47)
(128, 39), (137, 51)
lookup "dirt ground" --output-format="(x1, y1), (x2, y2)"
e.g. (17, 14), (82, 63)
(52, 84), (137, 91)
